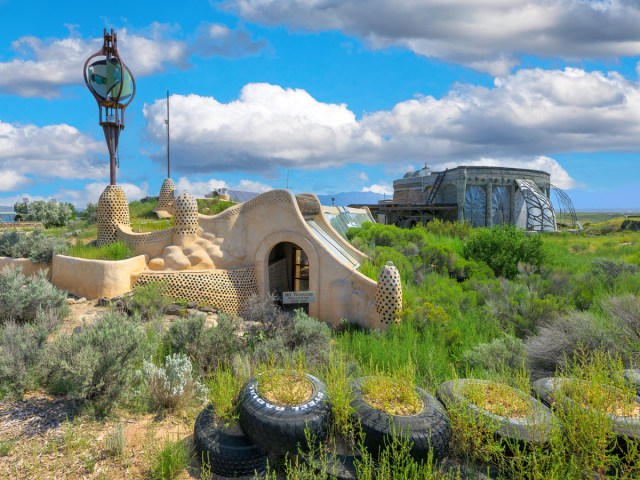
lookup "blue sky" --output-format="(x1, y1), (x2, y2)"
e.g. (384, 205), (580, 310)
(1, 0), (640, 210)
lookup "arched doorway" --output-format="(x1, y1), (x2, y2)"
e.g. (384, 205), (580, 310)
(268, 242), (310, 313)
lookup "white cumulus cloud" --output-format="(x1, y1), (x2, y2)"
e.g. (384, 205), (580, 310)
(0, 121), (106, 191)
(223, 0), (640, 74)
(57, 181), (149, 207)
(362, 183), (392, 195)
(144, 85), (381, 173)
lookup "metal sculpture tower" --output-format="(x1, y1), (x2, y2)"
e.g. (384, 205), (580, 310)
(84, 29), (136, 185)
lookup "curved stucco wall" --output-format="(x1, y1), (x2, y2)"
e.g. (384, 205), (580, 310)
(51, 254), (148, 299)
(0, 257), (51, 279)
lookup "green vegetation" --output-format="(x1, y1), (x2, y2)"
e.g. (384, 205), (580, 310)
(196, 197), (236, 215)
(0, 229), (69, 262)
(67, 241), (136, 260)
(20, 199), (75, 228)
(2, 215), (640, 478)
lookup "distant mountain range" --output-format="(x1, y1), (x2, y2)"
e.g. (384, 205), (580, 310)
(0, 205), (13, 212)
(316, 192), (385, 206)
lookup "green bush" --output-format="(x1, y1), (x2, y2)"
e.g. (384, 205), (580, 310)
(463, 225), (546, 279)
(0, 268), (68, 324)
(0, 308), (63, 396)
(0, 230), (69, 263)
(162, 313), (244, 375)
(125, 281), (171, 321)
(424, 218), (472, 239)
(45, 312), (147, 414)
(463, 334), (526, 373)
(24, 200), (74, 228)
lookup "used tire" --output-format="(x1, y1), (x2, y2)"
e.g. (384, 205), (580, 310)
(533, 376), (640, 439)
(350, 377), (451, 461)
(193, 404), (269, 478)
(238, 373), (331, 456)
(438, 379), (554, 444)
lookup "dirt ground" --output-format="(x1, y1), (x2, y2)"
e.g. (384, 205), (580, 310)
(0, 300), (213, 480)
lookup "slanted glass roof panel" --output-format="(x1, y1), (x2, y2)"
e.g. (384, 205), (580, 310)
(306, 219), (360, 269)
(324, 209), (375, 239)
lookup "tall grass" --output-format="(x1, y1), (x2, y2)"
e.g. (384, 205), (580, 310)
(67, 241), (136, 260)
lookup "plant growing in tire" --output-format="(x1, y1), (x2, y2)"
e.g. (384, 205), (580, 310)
(533, 376), (640, 440)
(193, 368), (269, 478)
(350, 375), (451, 461)
(238, 370), (332, 456)
(438, 379), (554, 450)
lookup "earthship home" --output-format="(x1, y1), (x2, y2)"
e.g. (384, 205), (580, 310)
(371, 165), (571, 231)
(45, 181), (402, 330)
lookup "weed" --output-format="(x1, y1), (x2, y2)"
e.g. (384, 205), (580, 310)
(125, 281), (171, 321)
(0, 440), (14, 457)
(0, 268), (67, 324)
(206, 366), (244, 422)
(105, 422), (126, 458)
(148, 437), (190, 480)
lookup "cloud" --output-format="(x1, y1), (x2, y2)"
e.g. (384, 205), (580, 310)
(143, 85), (381, 173)
(0, 22), (264, 98)
(362, 183), (392, 195)
(362, 67), (640, 165)
(192, 23), (267, 58)
(57, 181), (149, 207)
(144, 67), (640, 186)
(357, 171), (369, 182)
(0, 121), (106, 191)
(223, 0), (640, 74)
(173, 176), (272, 197)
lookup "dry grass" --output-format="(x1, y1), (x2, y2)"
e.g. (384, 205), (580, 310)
(0, 400), (199, 479)
(361, 375), (422, 416)
(564, 379), (640, 417)
(460, 381), (533, 418)
(258, 372), (313, 406)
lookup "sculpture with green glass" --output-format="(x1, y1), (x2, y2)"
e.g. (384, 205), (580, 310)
(83, 28), (136, 186)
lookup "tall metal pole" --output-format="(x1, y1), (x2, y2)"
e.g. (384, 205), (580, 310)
(166, 90), (171, 179)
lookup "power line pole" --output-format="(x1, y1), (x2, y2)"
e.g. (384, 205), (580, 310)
(165, 91), (171, 178)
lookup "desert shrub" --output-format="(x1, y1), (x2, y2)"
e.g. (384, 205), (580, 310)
(192, 314), (243, 374)
(424, 218), (472, 239)
(478, 278), (568, 337)
(105, 423), (125, 458)
(600, 294), (640, 356)
(25, 199), (74, 228)
(163, 315), (205, 356)
(0, 268), (67, 324)
(46, 312), (147, 414)
(590, 258), (638, 288)
(81, 203), (98, 224)
(463, 335), (526, 373)
(400, 300), (450, 333)
(463, 225), (546, 279)
(0, 229), (68, 263)
(141, 353), (207, 410)
(125, 281), (171, 321)
(162, 314), (243, 375)
(525, 311), (624, 379)
(0, 308), (63, 396)
(276, 309), (332, 365)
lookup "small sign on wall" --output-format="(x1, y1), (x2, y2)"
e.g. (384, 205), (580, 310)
(282, 291), (316, 304)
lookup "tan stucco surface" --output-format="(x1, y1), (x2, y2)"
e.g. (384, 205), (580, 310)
(0, 257), (51, 279)
(51, 254), (148, 299)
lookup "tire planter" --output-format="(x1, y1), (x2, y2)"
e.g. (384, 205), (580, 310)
(438, 379), (554, 445)
(533, 377), (640, 440)
(350, 377), (451, 461)
(193, 404), (269, 478)
(238, 373), (331, 456)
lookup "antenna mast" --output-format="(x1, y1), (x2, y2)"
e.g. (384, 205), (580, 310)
(165, 91), (171, 179)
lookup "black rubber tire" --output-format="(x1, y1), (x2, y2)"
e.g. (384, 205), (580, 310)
(350, 377), (451, 461)
(193, 404), (269, 478)
(438, 379), (554, 445)
(238, 373), (331, 456)
(532, 376), (640, 440)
